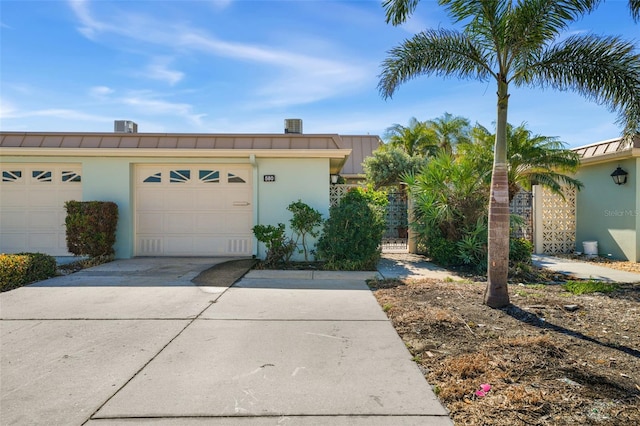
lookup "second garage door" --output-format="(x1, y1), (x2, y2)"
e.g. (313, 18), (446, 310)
(135, 165), (253, 256)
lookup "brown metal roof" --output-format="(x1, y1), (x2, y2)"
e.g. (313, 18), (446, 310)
(338, 135), (383, 177)
(0, 131), (345, 150)
(574, 135), (640, 160)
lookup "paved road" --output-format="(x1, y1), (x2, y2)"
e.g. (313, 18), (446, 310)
(0, 258), (452, 425)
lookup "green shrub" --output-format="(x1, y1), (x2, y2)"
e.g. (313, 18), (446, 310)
(65, 201), (118, 257)
(0, 252), (57, 292)
(510, 237), (533, 264)
(252, 223), (296, 268)
(317, 187), (387, 270)
(424, 230), (459, 266)
(287, 200), (323, 261)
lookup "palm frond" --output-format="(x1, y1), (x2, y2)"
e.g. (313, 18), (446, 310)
(378, 29), (494, 99)
(522, 34), (640, 137)
(630, 0), (640, 22)
(383, 0), (421, 26)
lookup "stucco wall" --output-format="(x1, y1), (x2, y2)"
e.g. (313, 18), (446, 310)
(255, 158), (330, 261)
(575, 158), (638, 261)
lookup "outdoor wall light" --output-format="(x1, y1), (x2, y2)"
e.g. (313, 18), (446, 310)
(610, 166), (628, 185)
(330, 174), (340, 184)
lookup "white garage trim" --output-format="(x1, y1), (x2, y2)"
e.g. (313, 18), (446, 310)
(0, 164), (82, 256)
(135, 164), (253, 256)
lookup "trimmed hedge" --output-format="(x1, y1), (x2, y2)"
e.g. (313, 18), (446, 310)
(0, 252), (57, 292)
(65, 201), (118, 257)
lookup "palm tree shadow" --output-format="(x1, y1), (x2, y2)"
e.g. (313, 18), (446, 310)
(502, 304), (640, 359)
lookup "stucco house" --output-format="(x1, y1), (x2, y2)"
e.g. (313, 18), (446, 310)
(573, 135), (640, 262)
(0, 121), (380, 260)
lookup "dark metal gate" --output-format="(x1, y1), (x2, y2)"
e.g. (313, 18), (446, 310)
(381, 187), (408, 251)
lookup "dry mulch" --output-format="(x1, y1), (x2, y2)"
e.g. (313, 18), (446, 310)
(369, 277), (640, 425)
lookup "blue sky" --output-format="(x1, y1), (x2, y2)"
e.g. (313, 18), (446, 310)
(1, 0), (637, 147)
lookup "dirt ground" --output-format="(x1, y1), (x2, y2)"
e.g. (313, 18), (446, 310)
(369, 275), (640, 425)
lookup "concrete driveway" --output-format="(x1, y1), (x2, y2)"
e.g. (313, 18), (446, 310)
(0, 258), (451, 425)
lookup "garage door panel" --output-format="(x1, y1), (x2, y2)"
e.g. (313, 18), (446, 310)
(138, 191), (165, 209)
(28, 211), (61, 229)
(1, 211), (27, 228)
(137, 213), (164, 234)
(195, 195), (226, 210)
(0, 234), (27, 253)
(225, 212), (252, 233)
(135, 165), (252, 256)
(0, 164), (81, 256)
(1, 191), (24, 205)
(27, 233), (58, 249)
(28, 190), (61, 207)
(165, 191), (195, 210)
(164, 237), (196, 254)
(166, 213), (195, 233)
(195, 213), (225, 233)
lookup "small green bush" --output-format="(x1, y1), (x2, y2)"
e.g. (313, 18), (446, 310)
(317, 187), (388, 270)
(0, 252), (57, 292)
(425, 231), (459, 266)
(252, 223), (296, 268)
(287, 200), (323, 261)
(510, 237), (533, 264)
(65, 201), (118, 257)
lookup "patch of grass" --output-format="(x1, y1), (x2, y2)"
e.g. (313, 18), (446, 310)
(563, 279), (618, 295)
(526, 283), (547, 290)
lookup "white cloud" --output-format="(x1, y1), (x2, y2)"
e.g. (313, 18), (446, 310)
(143, 58), (184, 85)
(67, 0), (109, 40)
(89, 86), (114, 97)
(209, 0), (233, 11)
(121, 95), (206, 126)
(66, 1), (371, 107)
(2, 106), (108, 122)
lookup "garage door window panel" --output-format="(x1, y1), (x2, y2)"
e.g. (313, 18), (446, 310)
(199, 170), (220, 183)
(2, 171), (23, 183)
(170, 170), (191, 183)
(143, 172), (162, 183)
(62, 171), (81, 182)
(32, 170), (53, 182)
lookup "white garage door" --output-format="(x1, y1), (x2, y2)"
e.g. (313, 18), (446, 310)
(135, 165), (253, 256)
(0, 164), (82, 256)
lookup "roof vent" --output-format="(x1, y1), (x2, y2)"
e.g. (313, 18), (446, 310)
(114, 120), (138, 133)
(284, 118), (303, 134)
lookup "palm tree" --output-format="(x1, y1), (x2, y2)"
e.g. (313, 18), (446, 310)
(384, 117), (438, 157)
(461, 123), (584, 202)
(379, 0), (640, 308)
(425, 112), (471, 154)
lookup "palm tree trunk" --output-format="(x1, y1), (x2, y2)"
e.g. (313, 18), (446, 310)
(485, 76), (511, 308)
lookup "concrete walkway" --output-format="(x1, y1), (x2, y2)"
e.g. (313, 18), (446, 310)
(533, 254), (640, 283)
(0, 258), (452, 425)
(377, 253), (460, 281)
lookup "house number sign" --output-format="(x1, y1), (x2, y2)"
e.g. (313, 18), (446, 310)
(263, 174), (276, 182)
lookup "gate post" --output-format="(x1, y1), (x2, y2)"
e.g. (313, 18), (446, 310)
(408, 195), (417, 254)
